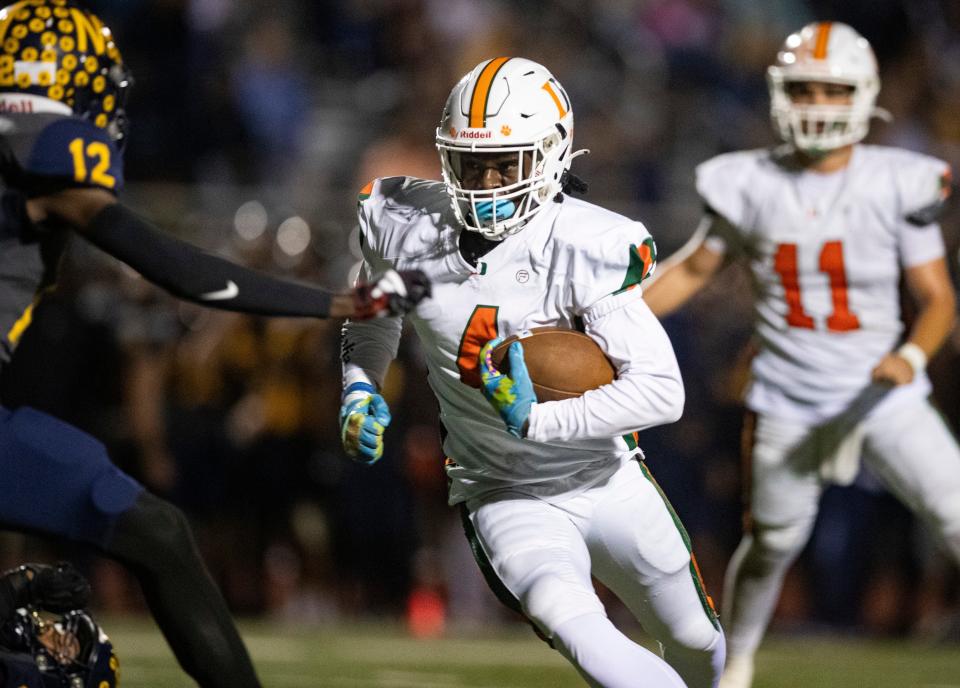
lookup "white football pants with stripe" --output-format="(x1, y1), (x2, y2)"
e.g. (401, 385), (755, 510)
(464, 458), (725, 688)
(721, 396), (960, 688)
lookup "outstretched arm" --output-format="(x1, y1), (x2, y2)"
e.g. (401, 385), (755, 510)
(642, 214), (727, 318)
(26, 188), (429, 320)
(339, 262), (405, 462)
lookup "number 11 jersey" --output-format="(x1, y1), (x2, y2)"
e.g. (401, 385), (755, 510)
(696, 144), (951, 423)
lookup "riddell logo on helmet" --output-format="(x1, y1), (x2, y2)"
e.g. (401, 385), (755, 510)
(458, 129), (492, 139)
(0, 99), (34, 113)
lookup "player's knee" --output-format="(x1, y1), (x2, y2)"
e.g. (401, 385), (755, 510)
(522, 574), (576, 626)
(112, 492), (196, 568)
(142, 497), (192, 552)
(661, 620), (725, 688)
(519, 571), (602, 632)
(667, 614), (724, 655)
(924, 492), (960, 551)
(753, 522), (810, 561)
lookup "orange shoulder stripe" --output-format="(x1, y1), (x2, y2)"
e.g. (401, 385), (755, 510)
(358, 179), (374, 200)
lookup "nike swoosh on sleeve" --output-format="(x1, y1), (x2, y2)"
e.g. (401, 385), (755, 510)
(199, 280), (239, 301)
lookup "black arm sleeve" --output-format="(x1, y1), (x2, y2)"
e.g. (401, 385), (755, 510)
(82, 204), (334, 317)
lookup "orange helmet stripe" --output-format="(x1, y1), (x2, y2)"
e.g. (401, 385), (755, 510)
(813, 21), (833, 59)
(469, 56), (511, 128)
(541, 81), (567, 118)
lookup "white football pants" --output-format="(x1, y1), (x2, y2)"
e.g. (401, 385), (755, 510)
(464, 458), (725, 688)
(723, 396), (960, 664)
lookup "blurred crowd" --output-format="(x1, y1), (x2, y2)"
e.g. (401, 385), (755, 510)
(1, 0), (960, 641)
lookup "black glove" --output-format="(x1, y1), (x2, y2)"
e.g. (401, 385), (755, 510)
(352, 269), (431, 319)
(0, 562), (92, 617)
(31, 562), (92, 613)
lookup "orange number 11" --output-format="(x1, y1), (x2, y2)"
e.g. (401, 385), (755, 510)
(773, 240), (860, 332)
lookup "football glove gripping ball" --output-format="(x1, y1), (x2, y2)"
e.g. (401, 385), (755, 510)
(340, 382), (392, 464)
(352, 269), (431, 319)
(479, 337), (537, 438)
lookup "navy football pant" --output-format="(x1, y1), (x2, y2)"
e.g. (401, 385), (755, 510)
(0, 406), (141, 545)
(0, 406), (261, 688)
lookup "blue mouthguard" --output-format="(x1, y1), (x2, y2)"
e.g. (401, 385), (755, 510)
(475, 198), (517, 223)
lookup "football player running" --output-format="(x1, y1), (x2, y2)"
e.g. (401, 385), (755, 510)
(0, 2), (428, 688)
(642, 22), (959, 688)
(341, 57), (725, 688)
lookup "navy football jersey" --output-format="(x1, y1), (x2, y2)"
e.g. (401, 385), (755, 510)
(0, 112), (123, 366)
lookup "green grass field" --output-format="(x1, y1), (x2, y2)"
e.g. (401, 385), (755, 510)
(106, 617), (960, 688)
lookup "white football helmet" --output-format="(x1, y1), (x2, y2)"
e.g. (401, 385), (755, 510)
(767, 22), (883, 153)
(436, 57), (583, 239)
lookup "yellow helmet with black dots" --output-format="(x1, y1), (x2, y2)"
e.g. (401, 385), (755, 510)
(0, 0), (132, 147)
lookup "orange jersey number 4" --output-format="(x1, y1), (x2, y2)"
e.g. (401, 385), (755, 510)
(456, 305), (499, 388)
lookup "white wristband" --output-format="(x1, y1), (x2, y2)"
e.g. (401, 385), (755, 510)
(343, 362), (378, 390)
(896, 342), (927, 374)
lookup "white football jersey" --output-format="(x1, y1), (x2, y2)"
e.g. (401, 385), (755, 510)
(342, 177), (683, 504)
(696, 144), (951, 422)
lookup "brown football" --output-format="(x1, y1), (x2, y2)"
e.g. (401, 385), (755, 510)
(490, 327), (616, 402)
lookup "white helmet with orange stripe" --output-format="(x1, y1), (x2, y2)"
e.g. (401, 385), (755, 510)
(435, 57), (583, 239)
(768, 22), (883, 153)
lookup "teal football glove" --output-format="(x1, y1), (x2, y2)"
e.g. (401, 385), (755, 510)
(478, 337), (537, 438)
(340, 382), (392, 464)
